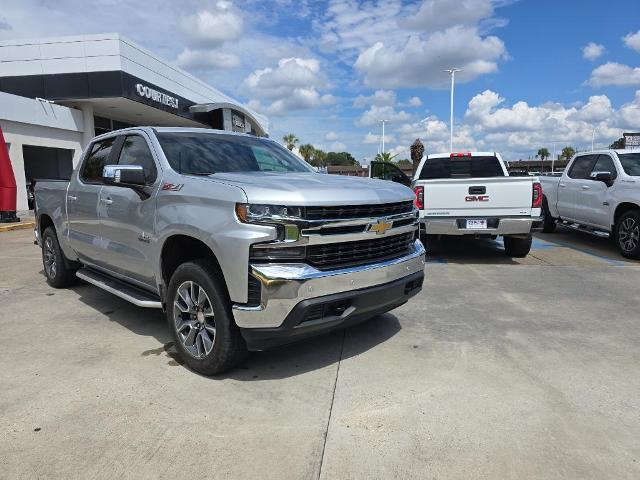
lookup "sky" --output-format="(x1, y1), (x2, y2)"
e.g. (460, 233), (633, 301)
(1, 0), (639, 162)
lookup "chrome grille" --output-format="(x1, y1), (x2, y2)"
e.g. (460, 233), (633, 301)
(304, 201), (413, 220)
(306, 232), (415, 270)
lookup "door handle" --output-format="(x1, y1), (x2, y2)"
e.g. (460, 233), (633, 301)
(100, 197), (113, 205)
(67, 195), (78, 201)
(559, 183), (566, 188)
(582, 185), (591, 190)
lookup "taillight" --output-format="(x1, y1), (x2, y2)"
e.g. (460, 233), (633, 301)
(450, 152), (472, 157)
(532, 182), (543, 208)
(414, 186), (424, 209)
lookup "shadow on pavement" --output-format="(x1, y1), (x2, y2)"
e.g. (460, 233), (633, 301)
(424, 235), (520, 265)
(71, 281), (402, 380)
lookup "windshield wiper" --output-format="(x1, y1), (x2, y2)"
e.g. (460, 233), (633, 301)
(184, 171), (216, 176)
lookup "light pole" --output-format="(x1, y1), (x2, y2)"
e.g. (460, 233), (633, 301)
(591, 128), (597, 151)
(379, 119), (388, 154)
(443, 68), (461, 152)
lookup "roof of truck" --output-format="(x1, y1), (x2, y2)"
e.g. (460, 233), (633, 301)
(427, 152), (497, 159)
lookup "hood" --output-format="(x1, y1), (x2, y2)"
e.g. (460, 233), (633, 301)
(204, 172), (414, 205)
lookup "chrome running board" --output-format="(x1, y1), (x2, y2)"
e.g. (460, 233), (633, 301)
(559, 220), (610, 238)
(76, 268), (162, 308)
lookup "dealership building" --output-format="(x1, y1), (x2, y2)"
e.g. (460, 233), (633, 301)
(0, 33), (269, 211)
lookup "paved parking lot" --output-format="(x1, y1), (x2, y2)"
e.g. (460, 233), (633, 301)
(1, 227), (639, 479)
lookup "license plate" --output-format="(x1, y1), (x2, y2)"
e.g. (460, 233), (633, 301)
(466, 219), (487, 229)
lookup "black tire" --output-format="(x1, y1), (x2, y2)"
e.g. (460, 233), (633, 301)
(614, 210), (640, 259)
(166, 259), (246, 375)
(41, 226), (77, 288)
(541, 197), (557, 233)
(503, 235), (532, 257)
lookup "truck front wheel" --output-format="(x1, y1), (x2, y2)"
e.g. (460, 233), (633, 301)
(41, 226), (77, 288)
(615, 210), (640, 259)
(503, 235), (532, 257)
(167, 259), (247, 375)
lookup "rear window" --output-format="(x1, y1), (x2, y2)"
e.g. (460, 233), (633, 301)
(419, 156), (504, 179)
(618, 153), (640, 176)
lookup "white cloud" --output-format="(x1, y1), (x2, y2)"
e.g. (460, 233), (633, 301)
(356, 105), (412, 127)
(402, 0), (494, 31)
(355, 27), (506, 88)
(619, 91), (640, 128)
(582, 42), (605, 61)
(588, 62), (640, 87)
(319, 0), (507, 88)
(353, 90), (396, 107)
(404, 96), (422, 107)
(330, 141), (347, 150)
(244, 57), (335, 115)
(180, 2), (244, 48)
(623, 30), (640, 53)
(363, 132), (396, 144)
(569, 95), (614, 122)
(325, 131), (338, 141)
(175, 48), (240, 69)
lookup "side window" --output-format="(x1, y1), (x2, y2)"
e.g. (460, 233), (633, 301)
(81, 137), (116, 183)
(118, 135), (157, 184)
(590, 155), (617, 180)
(567, 155), (596, 179)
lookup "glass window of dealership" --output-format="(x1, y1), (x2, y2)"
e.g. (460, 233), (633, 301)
(0, 33), (269, 211)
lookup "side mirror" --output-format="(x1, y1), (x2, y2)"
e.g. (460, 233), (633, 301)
(103, 164), (146, 187)
(591, 171), (613, 186)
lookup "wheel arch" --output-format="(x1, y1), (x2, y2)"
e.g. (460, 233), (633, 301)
(613, 202), (640, 229)
(159, 234), (229, 302)
(38, 213), (55, 238)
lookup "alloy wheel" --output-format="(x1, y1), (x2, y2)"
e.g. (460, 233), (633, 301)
(43, 237), (57, 279)
(618, 217), (640, 253)
(173, 281), (216, 359)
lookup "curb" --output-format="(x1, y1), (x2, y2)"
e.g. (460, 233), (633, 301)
(0, 221), (36, 233)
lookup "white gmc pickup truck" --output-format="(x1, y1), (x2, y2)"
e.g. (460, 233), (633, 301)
(540, 149), (640, 259)
(371, 152), (542, 257)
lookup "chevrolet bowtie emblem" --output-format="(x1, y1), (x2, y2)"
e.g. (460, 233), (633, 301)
(369, 218), (393, 235)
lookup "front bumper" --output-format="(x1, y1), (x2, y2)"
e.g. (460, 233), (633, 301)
(232, 240), (425, 331)
(420, 216), (541, 236)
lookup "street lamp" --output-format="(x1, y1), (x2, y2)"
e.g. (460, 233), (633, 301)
(591, 127), (597, 151)
(379, 119), (389, 154)
(443, 68), (461, 152)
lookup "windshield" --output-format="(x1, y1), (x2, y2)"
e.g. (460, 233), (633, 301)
(419, 156), (505, 179)
(156, 132), (314, 174)
(618, 153), (640, 176)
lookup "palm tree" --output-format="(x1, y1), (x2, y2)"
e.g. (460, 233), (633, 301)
(410, 139), (424, 172)
(298, 144), (315, 164)
(561, 146), (576, 160)
(311, 149), (327, 167)
(536, 148), (549, 161)
(374, 152), (398, 163)
(282, 133), (299, 151)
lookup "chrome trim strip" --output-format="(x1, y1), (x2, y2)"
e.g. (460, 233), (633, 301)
(233, 240), (426, 328)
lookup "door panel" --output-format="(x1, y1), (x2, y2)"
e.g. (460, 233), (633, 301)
(582, 154), (617, 229)
(66, 137), (117, 264)
(98, 134), (159, 287)
(558, 155), (597, 221)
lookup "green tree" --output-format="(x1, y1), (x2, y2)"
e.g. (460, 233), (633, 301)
(298, 143), (315, 163)
(311, 149), (327, 167)
(536, 148), (550, 161)
(410, 139), (424, 172)
(374, 152), (398, 163)
(610, 137), (625, 149)
(396, 159), (412, 167)
(282, 133), (299, 151)
(326, 151), (358, 166)
(561, 146), (576, 160)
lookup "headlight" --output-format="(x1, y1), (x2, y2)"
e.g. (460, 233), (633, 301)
(235, 204), (303, 223)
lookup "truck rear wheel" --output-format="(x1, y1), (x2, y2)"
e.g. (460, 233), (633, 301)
(503, 235), (532, 257)
(167, 259), (246, 375)
(615, 210), (640, 259)
(41, 226), (77, 288)
(541, 197), (557, 233)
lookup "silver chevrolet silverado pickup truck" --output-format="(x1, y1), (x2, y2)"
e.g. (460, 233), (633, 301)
(34, 127), (425, 374)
